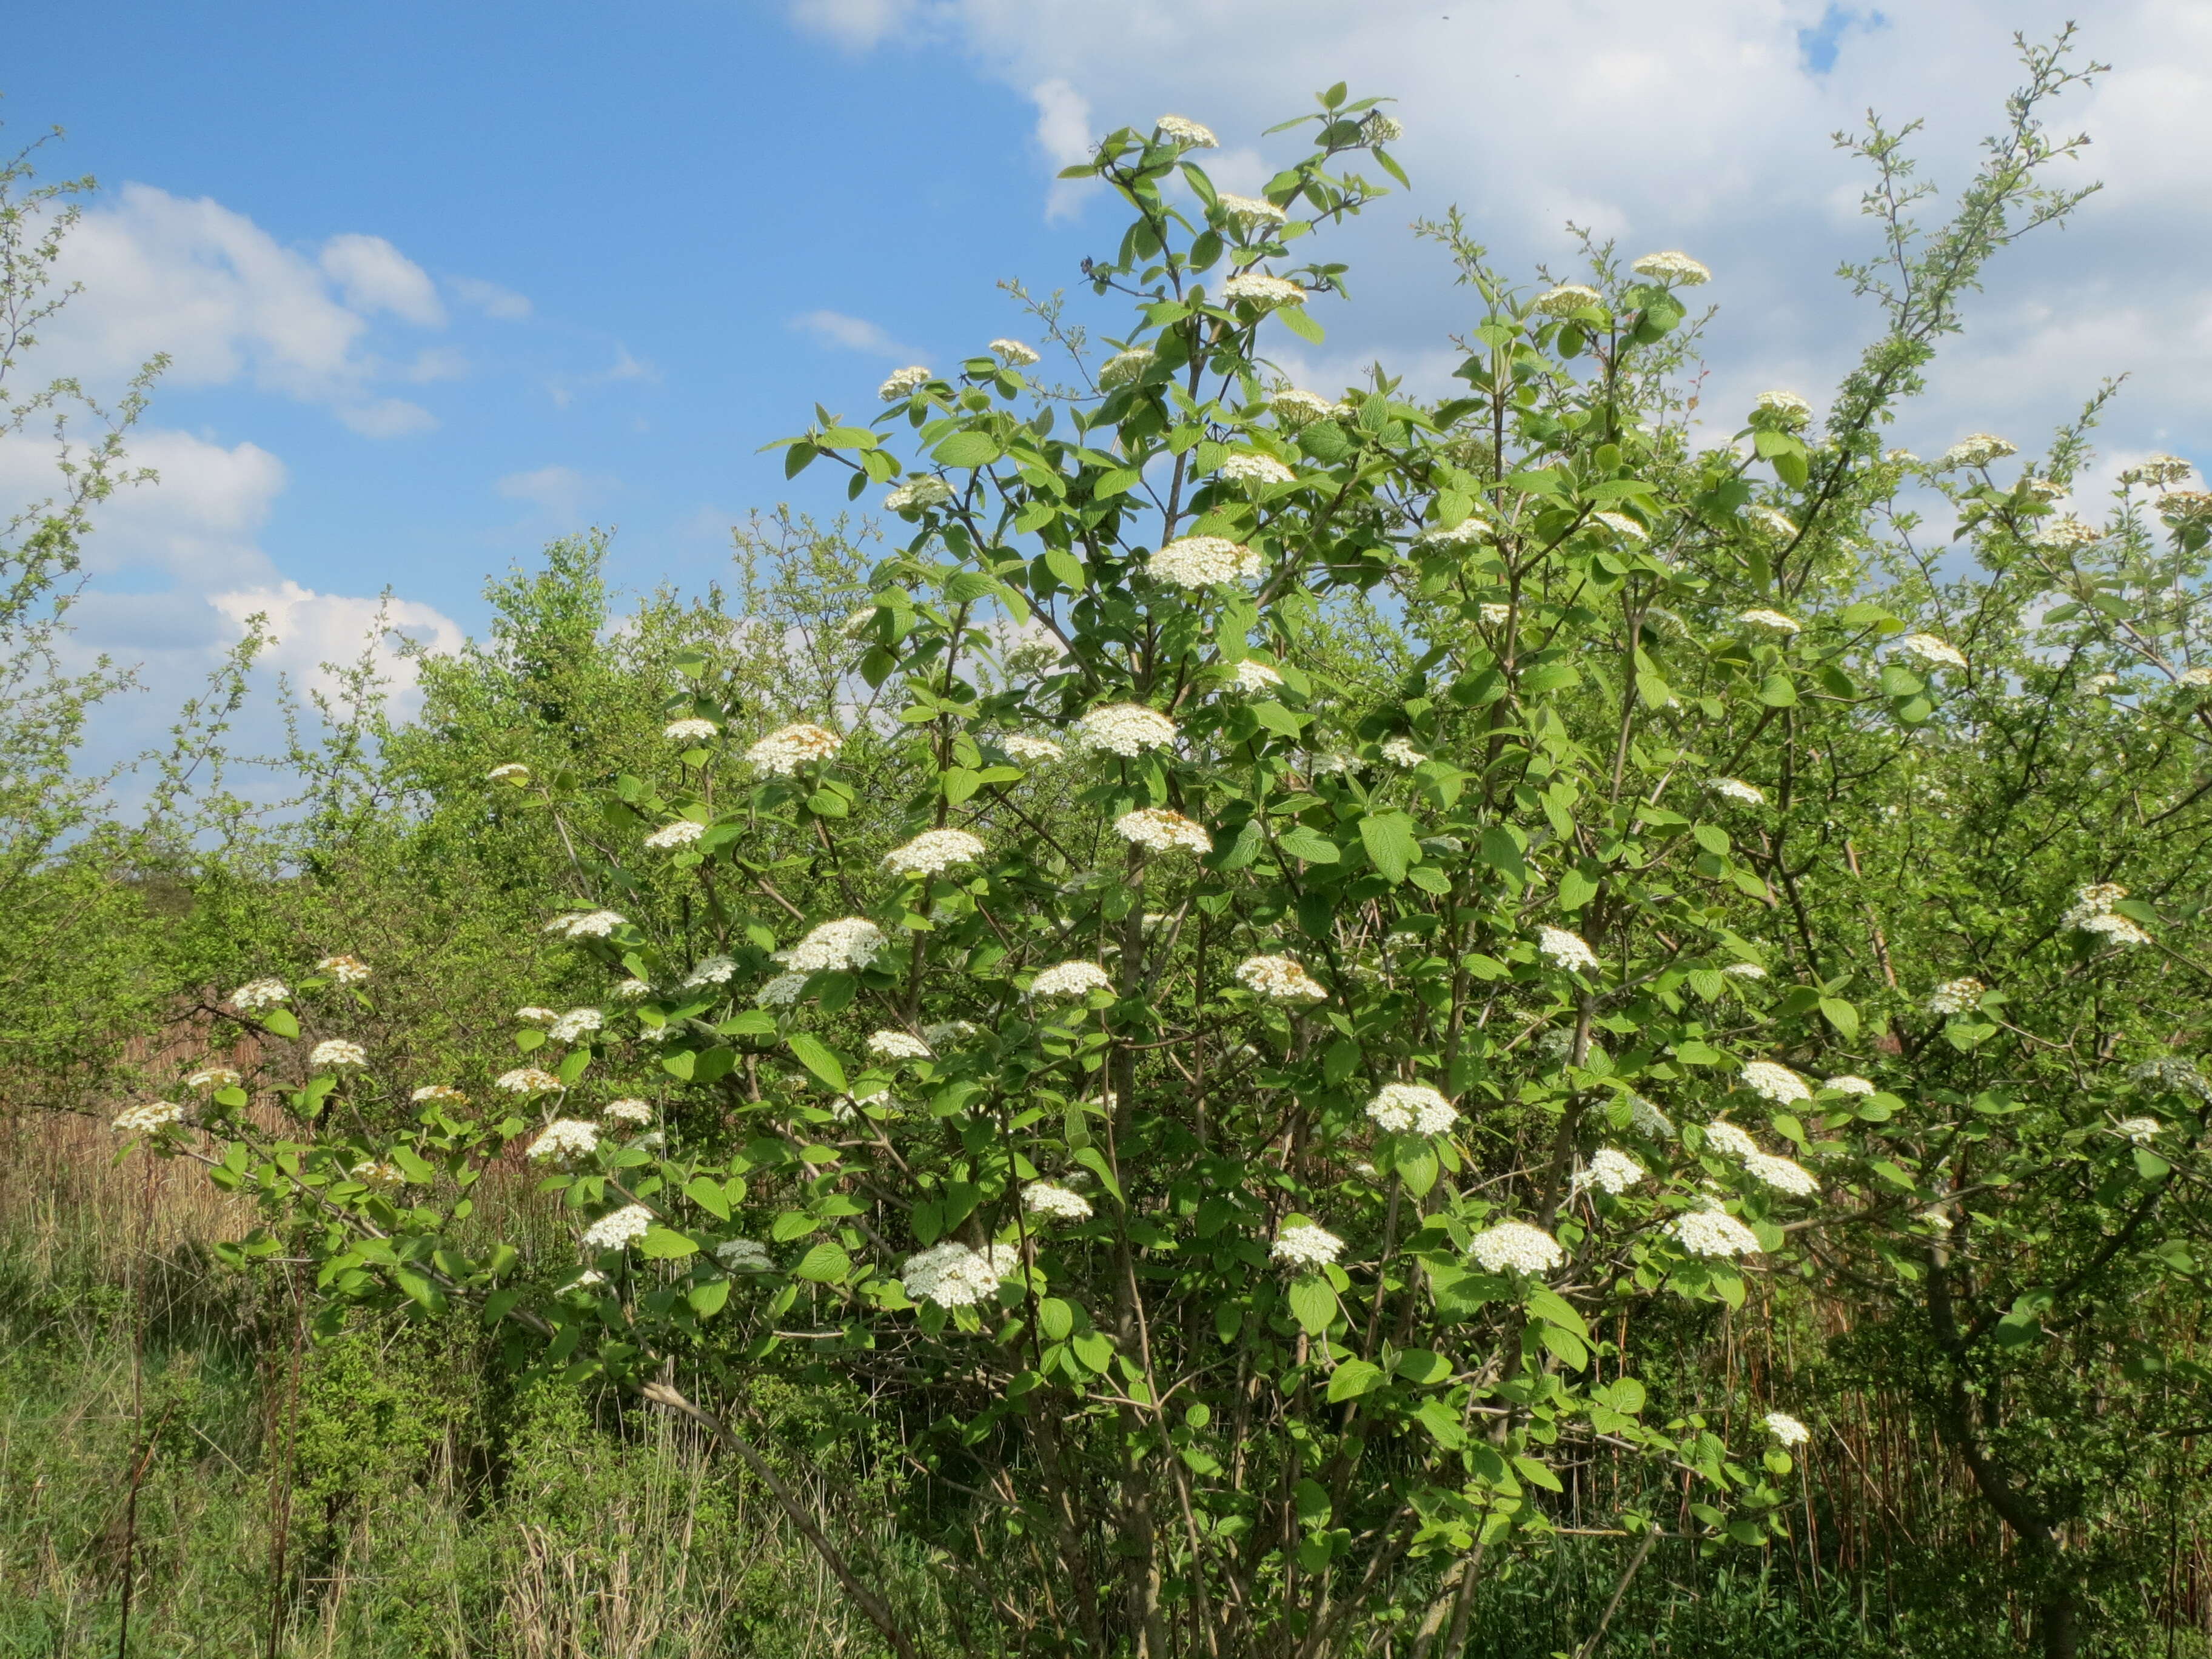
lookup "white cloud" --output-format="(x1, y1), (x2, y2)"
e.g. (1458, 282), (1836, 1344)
(788, 0), (928, 49)
(498, 464), (615, 518)
(1030, 78), (1094, 222)
(337, 397), (438, 438)
(793, 308), (913, 356)
(449, 275), (534, 320)
(207, 578), (464, 701)
(44, 183), (458, 438)
(319, 232), (445, 326)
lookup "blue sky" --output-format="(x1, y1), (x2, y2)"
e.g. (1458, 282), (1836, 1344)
(4, 0), (2207, 746)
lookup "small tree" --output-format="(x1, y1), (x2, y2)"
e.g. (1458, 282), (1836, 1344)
(129, 42), (2208, 1659)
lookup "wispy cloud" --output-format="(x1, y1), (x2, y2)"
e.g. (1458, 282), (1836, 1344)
(792, 308), (914, 357)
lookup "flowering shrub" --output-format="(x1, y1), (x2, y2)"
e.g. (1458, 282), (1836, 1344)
(130, 65), (2212, 1659)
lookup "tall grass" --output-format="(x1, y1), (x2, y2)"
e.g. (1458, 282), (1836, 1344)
(6, 1104), (2209, 1656)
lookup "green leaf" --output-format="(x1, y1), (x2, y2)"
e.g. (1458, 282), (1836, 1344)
(793, 1242), (853, 1283)
(786, 1034), (848, 1094)
(933, 431), (1001, 468)
(263, 1008), (300, 1040)
(1249, 700), (1305, 738)
(1818, 997), (1860, 1038)
(685, 1176), (732, 1220)
(1358, 811), (1419, 883)
(1327, 1359), (1384, 1402)
(1071, 1330), (1115, 1373)
(1513, 1455), (1564, 1493)
(1278, 825), (1341, 863)
(1278, 304), (1324, 344)
(1526, 1287), (1589, 1340)
(688, 1279), (731, 1318)
(640, 1225), (699, 1260)
(1039, 1298), (1075, 1341)
(1044, 548), (1087, 591)
(1415, 1398), (1467, 1448)
(1287, 1275), (1338, 1336)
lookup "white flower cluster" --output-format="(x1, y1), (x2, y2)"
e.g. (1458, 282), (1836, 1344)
(989, 338), (1040, 366)
(1235, 954), (1327, 1002)
(1379, 736), (1426, 767)
(786, 918), (885, 973)
(2161, 490), (2212, 528)
(1703, 1119), (1760, 1159)
(885, 475), (954, 513)
(1738, 608), (1801, 634)
(1233, 660), (1284, 694)
(1002, 734), (1064, 763)
(1150, 535), (1262, 588)
(1928, 977), (1985, 1016)
(1742, 1151), (1820, 1197)
(486, 762), (531, 784)
(2120, 453), (2194, 488)
(1076, 703), (1178, 755)
(1032, 960), (1114, 999)
(1116, 808), (1213, 854)
(2031, 516), (2103, 550)
(1532, 284), (1601, 316)
(1538, 927), (1601, 973)
(1217, 192), (1287, 229)
(746, 722), (842, 775)
(1763, 1411), (1811, 1447)
(1708, 777), (1766, 806)
(1591, 511), (1646, 541)
(1366, 1082), (1457, 1136)
(755, 972), (809, 1008)
(1744, 507), (1798, 539)
(501, 1067), (567, 1096)
(548, 1008), (603, 1044)
(1479, 603), (1512, 625)
(581, 1204), (654, 1252)
(1273, 389), (1335, 426)
(1724, 962), (1767, 980)
(2182, 666), (2212, 688)
(1271, 1222), (1344, 1270)
(1221, 273), (1305, 308)
(665, 717), (719, 743)
(879, 366), (931, 401)
(187, 1067), (241, 1091)
(645, 819), (705, 850)
(1740, 1061), (1811, 1105)
(2113, 1116), (2162, 1145)
(1937, 432), (2016, 471)
(1669, 1204), (1763, 1258)
(1897, 633), (1968, 671)
(1220, 452), (1296, 488)
(884, 828), (986, 877)
(527, 1119), (600, 1161)
(1754, 390), (1812, 425)
(901, 1241), (1014, 1307)
(1471, 1221), (1564, 1275)
(113, 1100), (186, 1134)
(923, 1019), (979, 1047)
(1022, 1182), (1094, 1221)
(1419, 518), (1492, 548)
(1572, 1147), (1646, 1196)
(316, 954), (372, 985)
(309, 1039), (367, 1070)
(2062, 882), (2151, 946)
(1631, 250), (1711, 284)
(716, 1238), (773, 1271)
(413, 1084), (468, 1106)
(1099, 348), (1155, 388)
(683, 957), (738, 988)
(2131, 1056), (2212, 1101)
(545, 911), (626, 939)
(1824, 1074), (1875, 1096)
(869, 1030), (932, 1061)
(1359, 111), (1403, 144)
(604, 1099), (654, 1125)
(1156, 114), (1217, 147)
(1629, 1093), (1676, 1138)
(350, 1160), (404, 1190)
(230, 978), (291, 1013)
